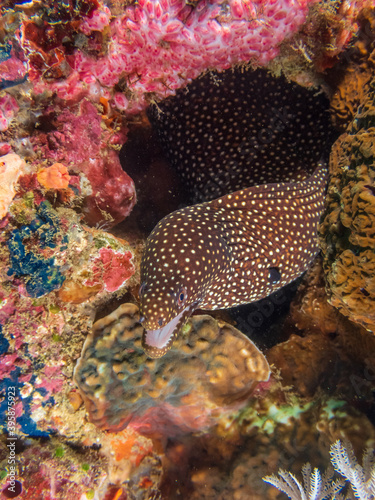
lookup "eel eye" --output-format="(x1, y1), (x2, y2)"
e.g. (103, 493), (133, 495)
(158, 318), (163, 327)
(268, 267), (281, 284)
(176, 286), (187, 307)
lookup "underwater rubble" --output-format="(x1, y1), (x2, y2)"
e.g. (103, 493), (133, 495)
(1, 0), (375, 499)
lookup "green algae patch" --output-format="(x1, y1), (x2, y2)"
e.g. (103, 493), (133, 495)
(237, 399), (313, 435)
(55, 446), (65, 458)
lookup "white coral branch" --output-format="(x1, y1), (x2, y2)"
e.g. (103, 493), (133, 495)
(264, 462), (345, 500)
(264, 470), (308, 500)
(330, 440), (375, 500)
(263, 439), (375, 500)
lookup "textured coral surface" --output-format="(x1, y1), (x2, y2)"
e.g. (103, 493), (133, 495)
(0, 437), (108, 500)
(74, 303), (270, 435)
(320, 77), (375, 332)
(330, 7), (375, 131)
(22, 0), (317, 112)
(29, 98), (136, 227)
(0, 214), (136, 435)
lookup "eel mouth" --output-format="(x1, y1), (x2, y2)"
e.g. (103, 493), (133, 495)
(142, 304), (195, 359)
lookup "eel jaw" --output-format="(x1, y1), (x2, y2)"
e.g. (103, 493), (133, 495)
(142, 303), (197, 359)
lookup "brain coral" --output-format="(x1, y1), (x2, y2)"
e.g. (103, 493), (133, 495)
(74, 303), (270, 436)
(320, 77), (375, 332)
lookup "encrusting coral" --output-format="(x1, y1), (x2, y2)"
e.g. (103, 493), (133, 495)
(1, 0), (365, 116)
(29, 98), (136, 227)
(0, 194), (137, 444)
(0, 436), (108, 500)
(320, 76), (375, 333)
(74, 303), (270, 436)
(6, 201), (68, 298)
(329, 7), (375, 131)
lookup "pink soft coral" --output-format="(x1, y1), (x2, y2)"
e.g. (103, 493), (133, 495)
(34, 0), (317, 112)
(0, 94), (19, 132)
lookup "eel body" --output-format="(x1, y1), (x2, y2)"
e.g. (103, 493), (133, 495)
(148, 68), (334, 203)
(140, 164), (327, 358)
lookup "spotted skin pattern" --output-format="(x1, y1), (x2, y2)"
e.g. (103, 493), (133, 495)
(140, 164), (327, 358)
(148, 68), (334, 203)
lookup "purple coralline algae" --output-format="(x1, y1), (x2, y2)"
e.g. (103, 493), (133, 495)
(29, 98), (136, 227)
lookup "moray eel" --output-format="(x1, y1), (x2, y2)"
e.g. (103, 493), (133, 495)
(140, 68), (335, 358)
(140, 164), (327, 358)
(148, 68), (334, 203)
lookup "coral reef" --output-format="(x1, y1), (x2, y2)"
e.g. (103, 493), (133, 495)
(0, 197), (136, 440)
(157, 392), (375, 499)
(100, 428), (163, 499)
(267, 330), (339, 398)
(269, 0), (368, 87)
(329, 7), (375, 131)
(0, 1), (374, 499)
(267, 258), (375, 407)
(6, 201), (68, 298)
(0, 0), (365, 117)
(0, 97), (136, 228)
(19, 0), (317, 112)
(1, 197), (136, 301)
(320, 76), (375, 333)
(0, 436), (108, 500)
(55, 226), (136, 303)
(0, 426), (162, 499)
(70, 267), (375, 498)
(29, 98), (136, 227)
(74, 303), (270, 435)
